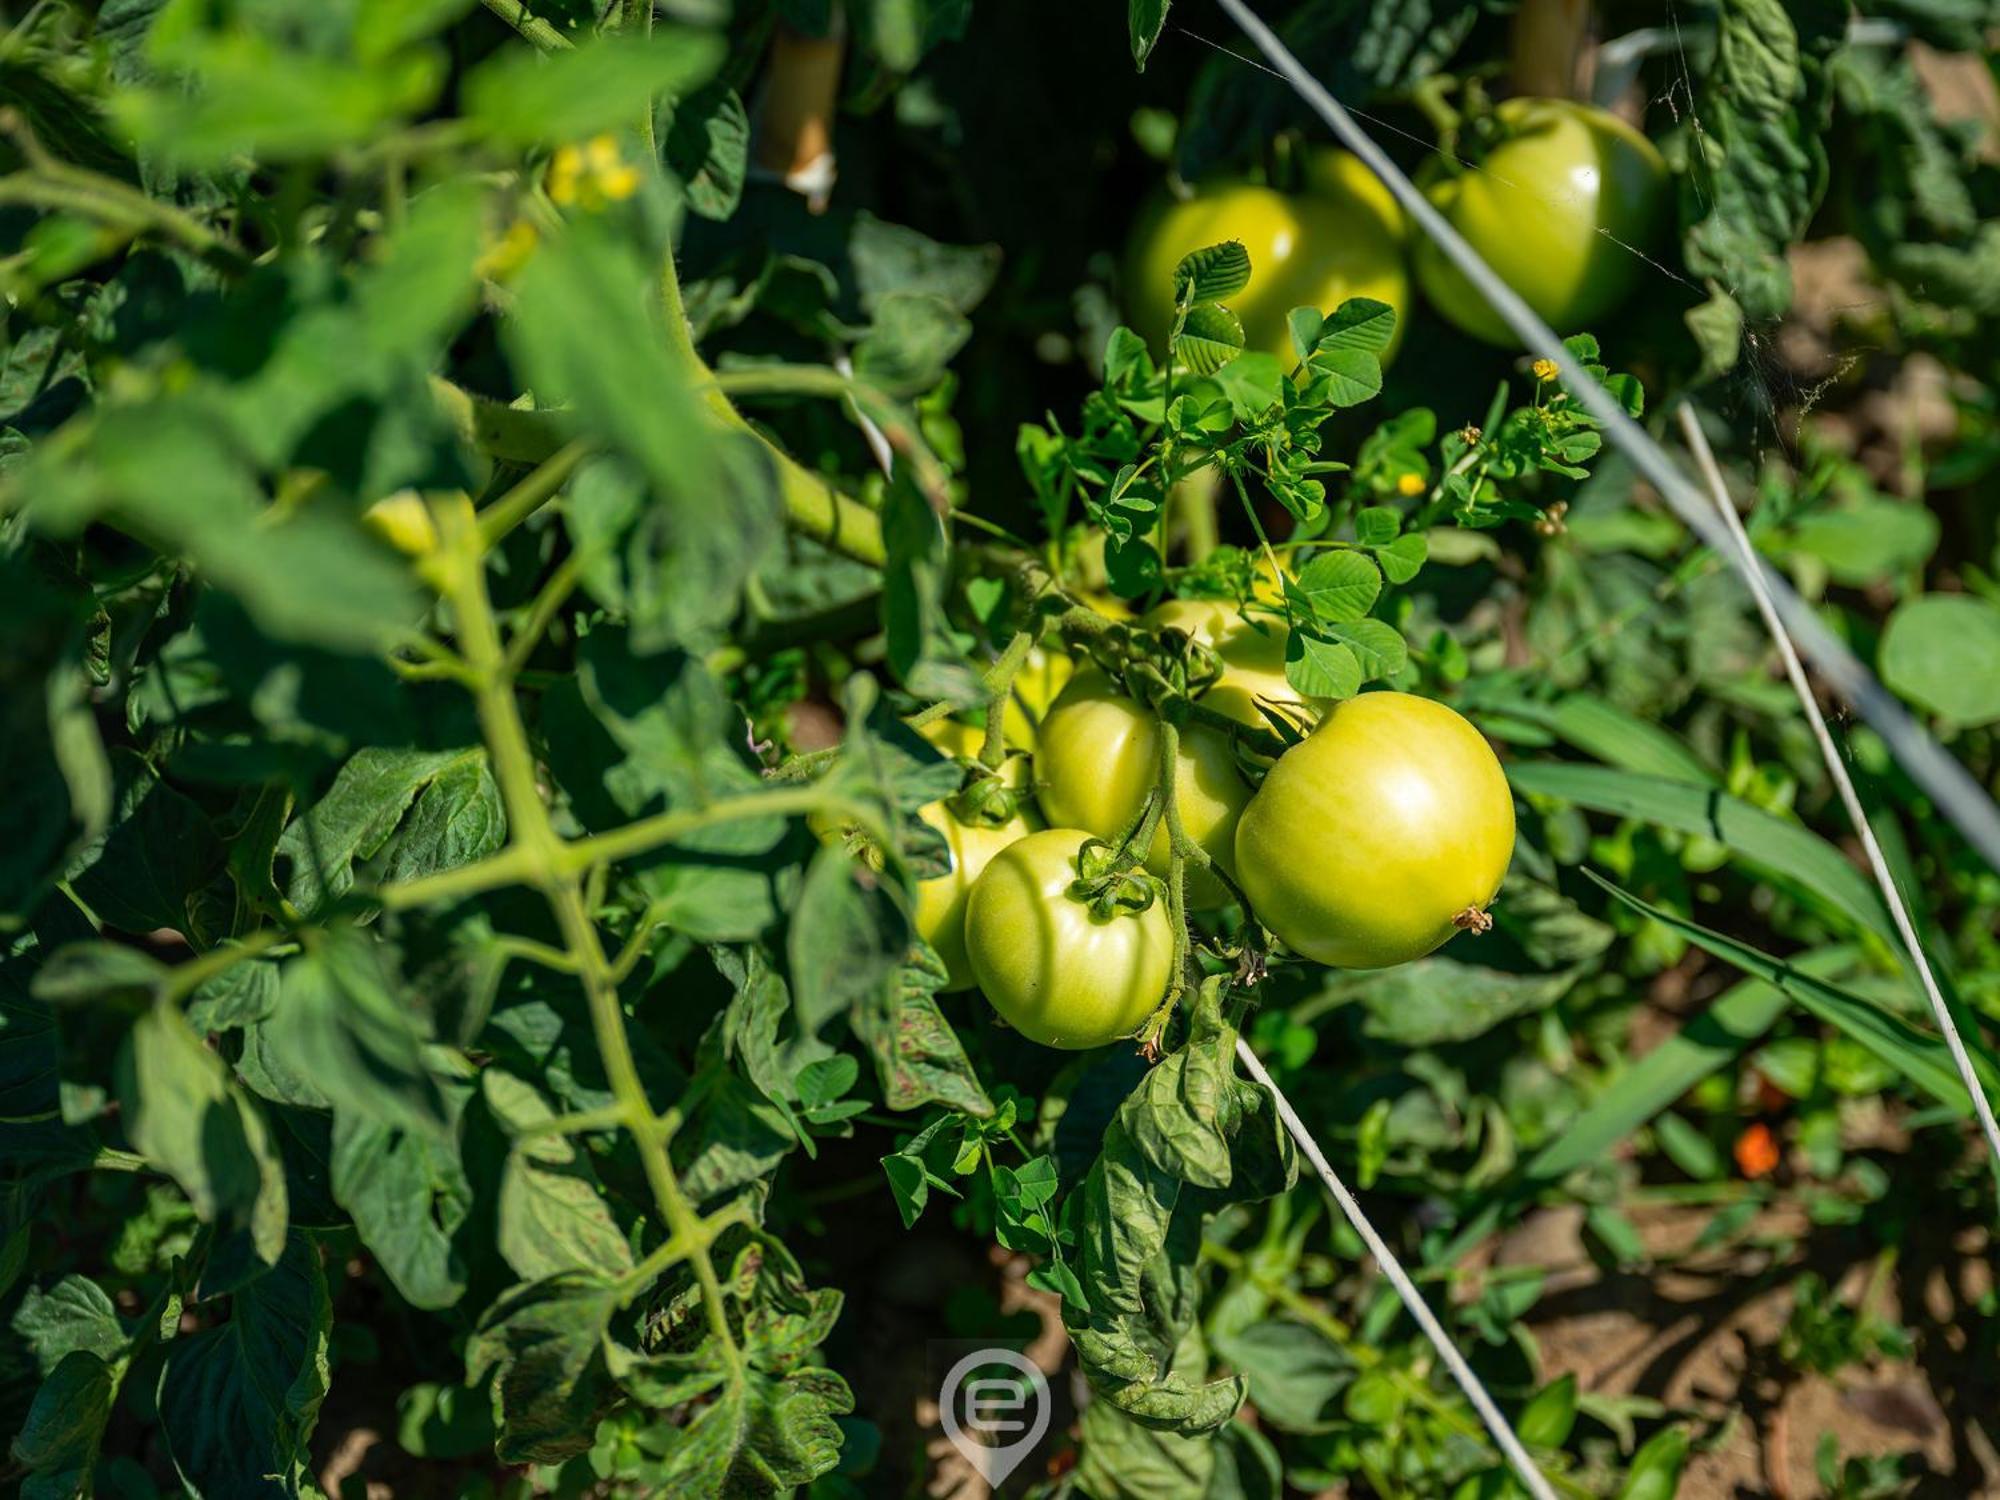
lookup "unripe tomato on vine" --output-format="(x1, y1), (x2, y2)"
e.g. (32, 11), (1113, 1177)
(1034, 597), (1317, 906)
(913, 799), (1039, 992)
(964, 828), (1172, 1049)
(1124, 148), (1409, 367)
(1234, 691), (1515, 968)
(1034, 668), (1248, 908)
(1413, 98), (1668, 346)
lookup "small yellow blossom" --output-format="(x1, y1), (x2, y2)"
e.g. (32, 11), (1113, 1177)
(1531, 357), (1559, 383)
(1395, 471), (1425, 498)
(475, 219), (539, 282)
(547, 135), (641, 212)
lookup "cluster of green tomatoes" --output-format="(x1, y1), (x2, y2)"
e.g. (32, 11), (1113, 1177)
(902, 597), (1517, 1051)
(1125, 98), (1669, 359)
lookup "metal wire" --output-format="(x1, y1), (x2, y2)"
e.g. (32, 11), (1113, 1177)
(1235, 1039), (1562, 1500)
(1676, 404), (2000, 1169)
(1209, 0), (2000, 879)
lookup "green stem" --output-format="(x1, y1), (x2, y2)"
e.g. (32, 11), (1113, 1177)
(978, 630), (1035, 769)
(378, 785), (844, 910)
(1228, 464), (1285, 583)
(158, 928), (292, 1004)
(478, 440), (592, 550)
(429, 508), (745, 1379)
(503, 553), (584, 675)
(623, 0), (658, 159)
(567, 785), (855, 874)
(431, 376), (886, 567)
(0, 169), (249, 276)
(479, 0), (574, 49)
(487, 935), (580, 975)
(518, 1103), (629, 1139)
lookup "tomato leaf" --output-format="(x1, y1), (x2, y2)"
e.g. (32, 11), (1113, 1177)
(464, 31), (724, 148)
(158, 1237), (331, 1495)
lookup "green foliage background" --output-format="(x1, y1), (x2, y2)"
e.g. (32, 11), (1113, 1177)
(2, 1), (1998, 1498)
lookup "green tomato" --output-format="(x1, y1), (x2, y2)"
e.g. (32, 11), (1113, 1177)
(1234, 691), (1515, 968)
(1413, 98), (1668, 346)
(913, 800), (1038, 992)
(963, 828), (1172, 1048)
(1033, 667), (1249, 906)
(1125, 149), (1409, 368)
(1147, 597), (1321, 729)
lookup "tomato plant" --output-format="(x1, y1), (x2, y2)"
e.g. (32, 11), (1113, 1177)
(1035, 666), (1252, 906)
(2, 3), (1997, 1499)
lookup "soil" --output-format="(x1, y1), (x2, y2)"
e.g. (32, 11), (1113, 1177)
(1494, 1200), (1999, 1499)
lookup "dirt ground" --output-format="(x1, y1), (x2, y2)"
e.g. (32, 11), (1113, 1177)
(1490, 1199), (1999, 1499)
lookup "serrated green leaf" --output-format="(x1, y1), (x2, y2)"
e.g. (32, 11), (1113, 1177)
(259, 933), (448, 1138)
(157, 1237), (330, 1498)
(11, 1349), (114, 1499)
(10, 1276), (127, 1377)
(331, 1113), (470, 1310)
(467, 1272), (624, 1465)
(118, 1002), (288, 1267)
(485, 1071), (634, 1284)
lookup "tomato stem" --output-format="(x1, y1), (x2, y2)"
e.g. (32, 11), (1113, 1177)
(978, 629), (1036, 770)
(477, 440), (592, 550)
(1157, 720), (1192, 1017)
(426, 501), (749, 1384)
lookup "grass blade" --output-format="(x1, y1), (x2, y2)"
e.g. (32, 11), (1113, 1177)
(1585, 871), (1997, 1116)
(1508, 762), (1894, 951)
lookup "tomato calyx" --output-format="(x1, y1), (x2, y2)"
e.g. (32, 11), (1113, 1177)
(946, 764), (1026, 828)
(1070, 836), (1167, 920)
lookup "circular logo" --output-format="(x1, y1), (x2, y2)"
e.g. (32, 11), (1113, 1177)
(937, 1347), (1051, 1487)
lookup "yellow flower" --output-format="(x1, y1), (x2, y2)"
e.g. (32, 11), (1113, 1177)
(1395, 471), (1425, 498)
(546, 144), (585, 206)
(1531, 357), (1559, 383)
(546, 135), (641, 212)
(475, 219), (539, 281)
